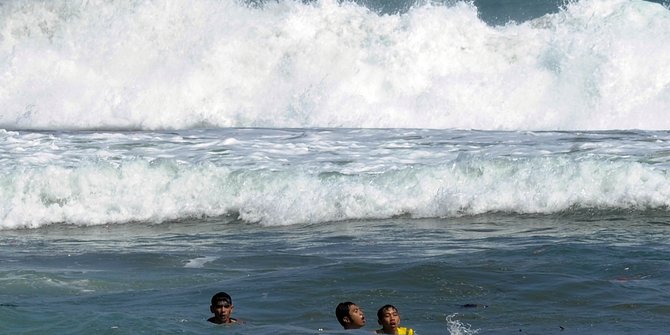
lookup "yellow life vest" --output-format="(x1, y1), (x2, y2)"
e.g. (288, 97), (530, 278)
(398, 327), (414, 335)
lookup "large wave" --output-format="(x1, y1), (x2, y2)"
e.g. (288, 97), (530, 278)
(1, 0), (669, 130)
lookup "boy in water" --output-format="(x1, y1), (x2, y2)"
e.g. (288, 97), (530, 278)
(208, 292), (238, 324)
(335, 301), (366, 329)
(376, 304), (413, 335)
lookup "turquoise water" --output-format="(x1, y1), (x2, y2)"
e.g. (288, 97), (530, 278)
(2, 211), (669, 334)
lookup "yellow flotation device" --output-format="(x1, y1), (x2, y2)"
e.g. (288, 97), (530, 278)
(398, 327), (414, 335)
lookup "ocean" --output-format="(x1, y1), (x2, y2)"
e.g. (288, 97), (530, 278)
(1, 0), (670, 334)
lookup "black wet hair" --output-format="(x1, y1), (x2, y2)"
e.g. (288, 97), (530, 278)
(211, 292), (232, 306)
(335, 301), (356, 327)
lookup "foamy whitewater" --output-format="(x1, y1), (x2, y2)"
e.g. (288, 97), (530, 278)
(3, 128), (670, 229)
(1, 0), (670, 130)
(1, 1), (670, 334)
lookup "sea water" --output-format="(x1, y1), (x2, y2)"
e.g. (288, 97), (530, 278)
(1, 0), (670, 334)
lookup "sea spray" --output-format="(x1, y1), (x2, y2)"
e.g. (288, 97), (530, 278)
(1, 0), (669, 130)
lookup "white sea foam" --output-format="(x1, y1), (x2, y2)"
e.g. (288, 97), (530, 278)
(1, 0), (669, 131)
(2, 154), (670, 229)
(2, 128), (670, 229)
(184, 256), (218, 268)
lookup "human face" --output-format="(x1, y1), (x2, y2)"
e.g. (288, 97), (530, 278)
(210, 301), (234, 323)
(378, 307), (400, 334)
(346, 304), (366, 328)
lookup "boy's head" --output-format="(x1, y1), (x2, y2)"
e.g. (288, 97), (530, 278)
(335, 301), (366, 329)
(210, 292), (234, 324)
(377, 304), (400, 333)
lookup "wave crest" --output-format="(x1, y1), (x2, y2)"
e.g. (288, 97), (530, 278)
(1, 0), (669, 131)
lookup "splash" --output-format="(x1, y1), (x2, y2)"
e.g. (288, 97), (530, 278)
(1, 0), (669, 130)
(446, 314), (479, 335)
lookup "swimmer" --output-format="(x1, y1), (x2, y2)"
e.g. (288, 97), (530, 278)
(376, 304), (414, 335)
(336, 301), (366, 329)
(208, 292), (238, 324)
